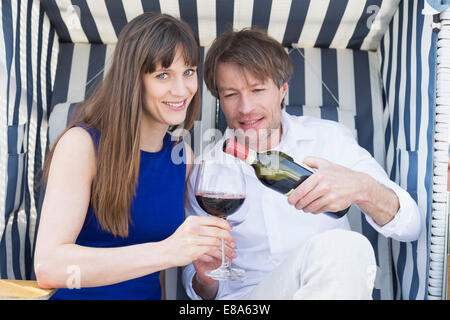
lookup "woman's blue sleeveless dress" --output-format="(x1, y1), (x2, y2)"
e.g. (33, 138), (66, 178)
(50, 124), (186, 300)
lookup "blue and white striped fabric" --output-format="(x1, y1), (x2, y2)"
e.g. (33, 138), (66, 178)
(48, 43), (115, 147)
(39, 0), (399, 50)
(0, 0), (59, 280)
(380, 0), (438, 299)
(0, 0), (443, 300)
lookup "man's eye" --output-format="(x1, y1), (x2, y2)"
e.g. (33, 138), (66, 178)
(224, 93), (236, 98)
(156, 73), (168, 79)
(254, 88), (265, 92)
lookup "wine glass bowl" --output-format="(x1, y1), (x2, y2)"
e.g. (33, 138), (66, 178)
(194, 158), (247, 281)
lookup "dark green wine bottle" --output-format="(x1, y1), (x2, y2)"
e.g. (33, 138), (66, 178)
(223, 138), (348, 219)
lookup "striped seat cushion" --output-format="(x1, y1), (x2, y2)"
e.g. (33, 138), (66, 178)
(49, 43), (113, 147)
(50, 43), (115, 108)
(285, 105), (357, 137)
(286, 47), (385, 164)
(49, 43), (115, 148)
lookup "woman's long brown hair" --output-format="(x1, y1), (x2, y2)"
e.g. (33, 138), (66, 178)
(42, 13), (201, 237)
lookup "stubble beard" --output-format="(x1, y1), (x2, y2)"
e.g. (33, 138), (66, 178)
(232, 120), (282, 153)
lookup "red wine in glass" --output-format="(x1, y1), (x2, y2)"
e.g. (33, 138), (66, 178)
(195, 192), (245, 218)
(194, 159), (247, 281)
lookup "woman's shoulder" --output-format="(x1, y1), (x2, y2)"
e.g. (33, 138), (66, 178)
(52, 126), (97, 175)
(59, 126), (97, 151)
(71, 123), (100, 146)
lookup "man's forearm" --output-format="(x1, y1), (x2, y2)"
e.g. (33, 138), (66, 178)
(355, 173), (400, 226)
(192, 272), (219, 300)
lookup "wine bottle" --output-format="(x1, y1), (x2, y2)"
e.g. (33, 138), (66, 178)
(223, 138), (349, 219)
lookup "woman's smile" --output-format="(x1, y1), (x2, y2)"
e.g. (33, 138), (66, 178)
(163, 99), (188, 111)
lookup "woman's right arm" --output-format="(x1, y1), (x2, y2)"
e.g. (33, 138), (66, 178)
(34, 127), (231, 289)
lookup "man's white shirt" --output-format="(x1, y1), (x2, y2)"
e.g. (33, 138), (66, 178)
(182, 110), (421, 300)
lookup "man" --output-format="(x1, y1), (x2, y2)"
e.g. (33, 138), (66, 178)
(182, 28), (421, 300)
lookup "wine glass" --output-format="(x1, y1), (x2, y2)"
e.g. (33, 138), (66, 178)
(194, 158), (247, 281)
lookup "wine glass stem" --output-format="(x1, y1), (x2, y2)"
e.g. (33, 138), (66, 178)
(221, 239), (229, 268)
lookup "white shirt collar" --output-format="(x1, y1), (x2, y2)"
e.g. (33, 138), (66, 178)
(278, 109), (315, 148)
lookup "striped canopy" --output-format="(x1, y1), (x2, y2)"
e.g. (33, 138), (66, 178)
(0, 0), (447, 300)
(42, 0), (400, 50)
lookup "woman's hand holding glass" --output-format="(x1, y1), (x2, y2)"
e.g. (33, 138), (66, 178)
(162, 215), (236, 268)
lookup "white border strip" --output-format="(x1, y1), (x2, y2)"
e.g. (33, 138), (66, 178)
(428, 8), (450, 300)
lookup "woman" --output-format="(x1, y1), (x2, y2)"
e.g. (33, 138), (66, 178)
(34, 12), (234, 300)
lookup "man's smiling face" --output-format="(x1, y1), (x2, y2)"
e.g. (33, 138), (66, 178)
(216, 62), (288, 152)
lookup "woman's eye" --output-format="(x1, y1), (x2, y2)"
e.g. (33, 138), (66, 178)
(184, 69), (196, 76)
(156, 73), (168, 79)
(224, 93), (236, 98)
